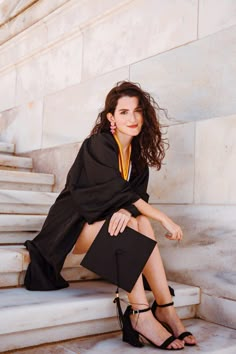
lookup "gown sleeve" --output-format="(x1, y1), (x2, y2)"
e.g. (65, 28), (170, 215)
(122, 163), (149, 217)
(65, 133), (143, 224)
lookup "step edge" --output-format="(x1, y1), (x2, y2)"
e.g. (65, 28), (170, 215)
(0, 286), (199, 334)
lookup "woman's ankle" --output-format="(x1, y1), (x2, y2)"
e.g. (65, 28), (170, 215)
(128, 302), (149, 311)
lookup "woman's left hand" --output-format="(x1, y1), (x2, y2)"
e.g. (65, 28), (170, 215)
(108, 209), (131, 236)
(161, 215), (183, 241)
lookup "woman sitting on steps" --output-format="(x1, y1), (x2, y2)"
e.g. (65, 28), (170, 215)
(24, 81), (197, 350)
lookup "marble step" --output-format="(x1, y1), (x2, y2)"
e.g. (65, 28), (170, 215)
(12, 319), (235, 354)
(0, 142), (14, 154)
(0, 247), (98, 287)
(0, 169), (55, 191)
(0, 214), (46, 232)
(0, 280), (200, 352)
(0, 231), (37, 244)
(0, 190), (58, 214)
(0, 154), (32, 170)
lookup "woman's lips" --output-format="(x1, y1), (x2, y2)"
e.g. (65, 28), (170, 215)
(128, 124), (138, 128)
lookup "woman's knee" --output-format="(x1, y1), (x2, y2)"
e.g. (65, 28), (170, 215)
(127, 217), (138, 230)
(136, 215), (151, 228)
(136, 215), (156, 240)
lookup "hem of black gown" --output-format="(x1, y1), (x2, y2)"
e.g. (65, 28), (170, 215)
(24, 240), (69, 291)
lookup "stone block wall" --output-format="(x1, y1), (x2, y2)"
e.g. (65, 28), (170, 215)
(0, 0), (235, 328)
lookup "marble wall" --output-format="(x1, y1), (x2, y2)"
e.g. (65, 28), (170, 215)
(1, 0), (236, 151)
(0, 0), (236, 328)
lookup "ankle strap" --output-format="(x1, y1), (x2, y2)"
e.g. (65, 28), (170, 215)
(128, 305), (151, 315)
(156, 301), (174, 308)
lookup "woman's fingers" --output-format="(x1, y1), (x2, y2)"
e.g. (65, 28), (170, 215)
(109, 212), (130, 236)
(165, 226), (183, 241)
(162, 218), (183, 241)
(111, 215), (125, 236)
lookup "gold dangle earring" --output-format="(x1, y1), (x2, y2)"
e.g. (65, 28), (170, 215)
(110, 121), (116, 134)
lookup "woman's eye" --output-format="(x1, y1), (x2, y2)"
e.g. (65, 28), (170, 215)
(120, 111), (128, 115)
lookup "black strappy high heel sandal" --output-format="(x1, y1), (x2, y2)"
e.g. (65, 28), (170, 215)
(152, 300), (196, 346)
(122, 305), (184, 350)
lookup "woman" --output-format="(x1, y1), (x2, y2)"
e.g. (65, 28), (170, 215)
(24, 81), (196, 350)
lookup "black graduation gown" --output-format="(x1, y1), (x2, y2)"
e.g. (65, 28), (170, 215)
(24, 132), (149, 290)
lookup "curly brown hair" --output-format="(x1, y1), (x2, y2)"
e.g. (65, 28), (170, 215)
(90, 81), (169, 170)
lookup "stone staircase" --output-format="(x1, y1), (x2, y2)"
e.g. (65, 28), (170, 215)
(0, 142), (235, 353)
(0, 142), (99, 291)
(0, 280), (200, 352)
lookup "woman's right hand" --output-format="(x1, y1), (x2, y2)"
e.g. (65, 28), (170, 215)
(108, 209), (131, 236)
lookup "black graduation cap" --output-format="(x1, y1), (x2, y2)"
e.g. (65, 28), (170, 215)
(81, 218), (157, 293)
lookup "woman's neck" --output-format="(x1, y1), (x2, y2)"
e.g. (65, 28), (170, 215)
(115, 131), (132, 152)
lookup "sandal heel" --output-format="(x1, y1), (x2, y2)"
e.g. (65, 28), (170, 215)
(122, 305), (143, 347)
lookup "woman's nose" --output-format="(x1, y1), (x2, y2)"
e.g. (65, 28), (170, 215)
(129, 112), (137, 122)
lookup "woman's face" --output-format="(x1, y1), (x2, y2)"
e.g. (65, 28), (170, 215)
(108, 96), (143, 137)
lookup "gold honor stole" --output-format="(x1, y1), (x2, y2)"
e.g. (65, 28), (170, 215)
(114, 134), (131, 181)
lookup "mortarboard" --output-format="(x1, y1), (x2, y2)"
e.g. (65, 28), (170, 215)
(81, 218), (157, 293)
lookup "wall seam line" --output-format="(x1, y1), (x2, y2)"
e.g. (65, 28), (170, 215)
(197, 0), (200, 39)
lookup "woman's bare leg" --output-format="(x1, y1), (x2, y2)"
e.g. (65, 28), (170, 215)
(72, 220), (105, 254)
(136, 215), (197, 345)
(72, 217), (185, 349)
(126, 218), (184, 350)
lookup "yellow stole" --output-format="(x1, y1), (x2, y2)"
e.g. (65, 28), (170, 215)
(114, 134), (131, 181)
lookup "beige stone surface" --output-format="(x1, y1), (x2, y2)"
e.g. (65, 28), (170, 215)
(0, 142), (14, 154)
(0, 249), (22, 272)
(0, 69), (16, 111)
(0, 215), (46, 232)
(199, 0), (236, 38)
(54, 320), (236, 353)
(0, 21), (48, 71)
(0, 272), (19, 287)
(61, 267), (100, 283)
(45, 0), (128, 43)
(15, 53), (48, 105)
(152, 204), (236, 301)
(0, 318), (119, 353)
(0, 0), (68, 46)
(82, 0), (198, 79)
(0, 0), (38, 26)
(148, 122), (195, 203)
(195, 114), (236, 203)
(197, 292), (236, 330)
(0, 182), (52, 192)
(0, 232), (37, 244)
(0, 100), (43, 153)
(0, 280), (199, 333)
(63, 253), (84, 268)
(0, 0), (131, 72)
(0, 170), (52, 185)
(45, 35), (83, 95)
(5, 319), (236, 354)
(4, 247), (92, 272)
(131, 25), (236, 122)
(20, 265), (99, 285)
(0, 189), (58, 214)
(0, 154), (32, 169)
(0, 282), (119, 335)
(0, 166), (30, 171)
(22, 142), (81, 192)
(43, 66), (129, 148)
